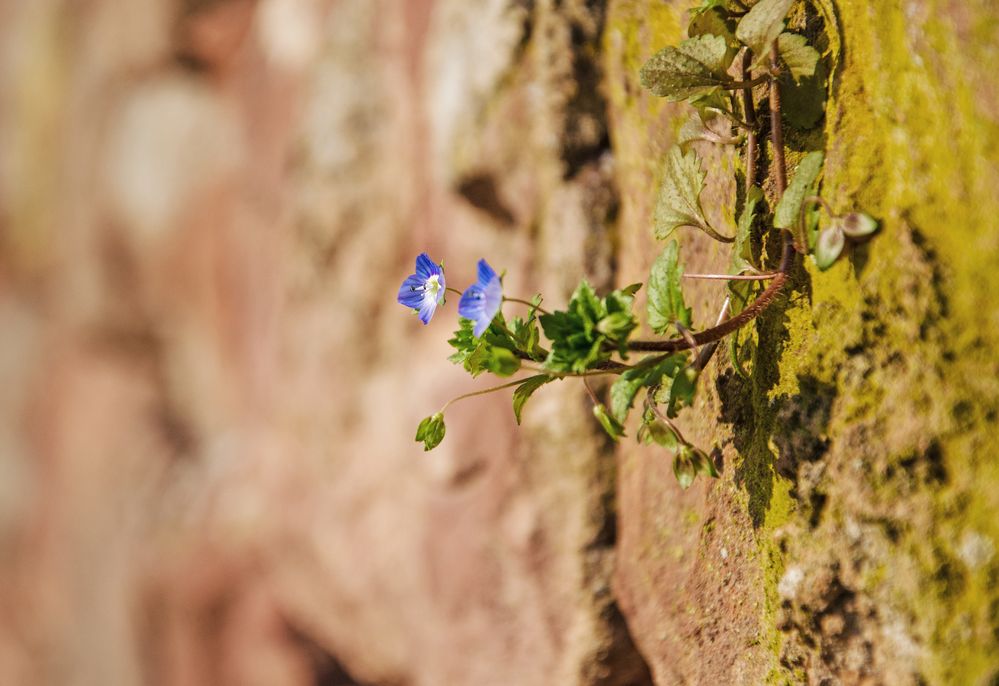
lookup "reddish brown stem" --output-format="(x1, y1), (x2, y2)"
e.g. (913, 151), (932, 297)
(628, 42), (793, 355)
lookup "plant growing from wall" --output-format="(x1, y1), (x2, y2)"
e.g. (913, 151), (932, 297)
(398, 0), (876, 487)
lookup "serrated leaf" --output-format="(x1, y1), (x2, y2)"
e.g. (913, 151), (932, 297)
(540, 282), (638, 373)
(593, 403), (626, 441)
(777, 32), (819, 82)
(610, 355), (687, 423)
(512, 375), (554, 425)
(735, 0), (794, 63)
(415, 413), (446, 451)
(647, 240), (692, 335)
(774, 151), (824, 231)
(654, 147), (708, 240)
(813, 225), (845, 270)
(639, 34), (731, 102)
(732, 185), (764, 274)
(449, 317), (522, 377)
(689, 6), (738, 49)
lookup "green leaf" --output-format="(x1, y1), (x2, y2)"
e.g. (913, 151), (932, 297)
(511, 313), (545, 361)
(654, 147), (708, 240)
(610, 355), (687, 423)
(689, 6), (738, 50)
(448, 317), (522, 377)
(813, 224), (845, 270)
(415, 413), (446, 451)
(732, 185), (764, 274)
(735, 0), (793, 64)
(639, 34), (731, 102)
(691, 446), (720, 478)
(512, 375), (555, 425)
(839, 212), (879, 238)
(780, 59), (828, 129)
(658, 365), (699, 418)
(540, 282), (638, 373)
(637, 418), (680, 449)
(690, 0), (727, 16)
(774, 151), (824, 230)
(647, 240), (692, 335)
(777, 32), (819, 82)
(673, 449), (697, 489)
(620, 282), (643, 297)
(593, 403), (626, 441)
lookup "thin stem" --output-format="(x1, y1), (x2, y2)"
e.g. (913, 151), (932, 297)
(521, 364), (624, 379)
(647, 397), (690, 446)
(582, 378), (600, 406)
(503, 296), (551, 315)
(446, 287), (463, 296)
(722, 74), (770, 90)
(695, 219), (736, 243)
(441, 377), (534, 412)
(769, 44), (788, 195)
(683, 272), (781, 281)
(627, 59), (794, 355)
(694, 297), (731, 371)
(704, 106), (753, 132)
(739, 49), (759, 193)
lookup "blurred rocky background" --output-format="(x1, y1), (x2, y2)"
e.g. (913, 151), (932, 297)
(0, 1), (998, 685)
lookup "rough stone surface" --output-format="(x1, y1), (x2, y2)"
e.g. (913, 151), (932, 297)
(0, 1), (997, 685)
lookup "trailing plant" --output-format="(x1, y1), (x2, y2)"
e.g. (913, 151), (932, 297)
(397, 0), (877, 488)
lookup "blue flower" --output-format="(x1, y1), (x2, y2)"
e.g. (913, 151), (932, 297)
(398, 253), (446, 324)
(458, 259), (503, 337)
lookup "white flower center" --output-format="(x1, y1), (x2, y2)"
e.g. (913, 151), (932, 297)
(425, 274), (441, 298)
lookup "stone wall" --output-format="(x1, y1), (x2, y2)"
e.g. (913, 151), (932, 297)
(0, 1), (996, 684)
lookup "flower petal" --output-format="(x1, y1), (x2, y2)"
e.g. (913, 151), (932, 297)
(415, 253), (436, 279)
(397, 274), (426, 308)
(476, 259), (497, 287)
(417, 298), (437, 325)
(458, 286), (486, 320)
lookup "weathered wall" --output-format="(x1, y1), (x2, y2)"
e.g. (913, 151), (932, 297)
(0, 0), (996, 685)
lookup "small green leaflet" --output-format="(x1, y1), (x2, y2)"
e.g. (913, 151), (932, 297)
(448, 317), (522, 377)
(610, 354), (687, 424)
(639, 35), (732, 102)
(673, 445), (718, 489)
(735, 0), (794, 67)
(654, 365), (700, 418)
(689, 6), (738, 49)
(813, 224), (845, 270)
(415, 413), (446, 451)
(540, 282), (638, 373)
(512, 375), (554, 425)
(637, 417), (679, 449)
(647, 240), (693, 335)
(777, 33), (819, 82)
(774, 151), (824, 238)
(654, 148), (708, 241)
(731, 185), (764, 274)
(593, 403), (626, 441)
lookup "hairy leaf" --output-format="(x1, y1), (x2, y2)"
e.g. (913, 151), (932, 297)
(449, 317), (522, 377)
(654, 147), (708, 240)
(777, 32), (819, 82)
(639, 35), (731, 102)
(512, 375), (555, 425)
(774, 151), (824, 230)
(647, 240), (693, 335)
(735, 0), (794, 63)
